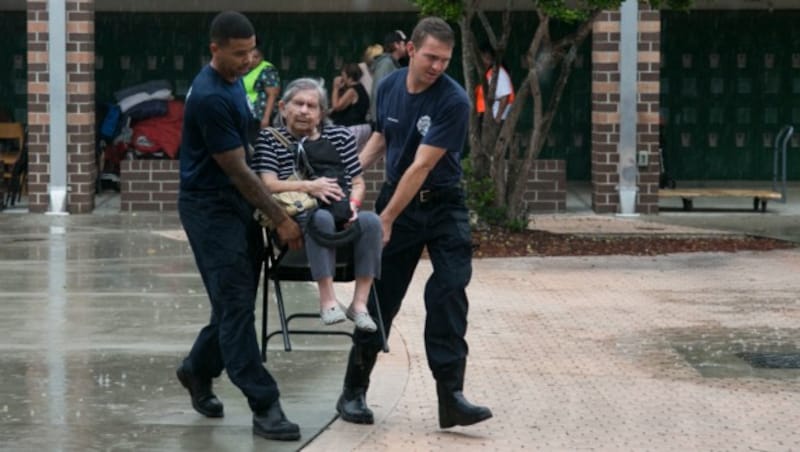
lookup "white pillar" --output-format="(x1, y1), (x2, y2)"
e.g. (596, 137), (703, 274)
(617, 0), (639, 216)
(47, 0), (68, 215)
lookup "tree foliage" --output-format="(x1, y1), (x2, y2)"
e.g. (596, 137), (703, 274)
(409, 0), (691, 225)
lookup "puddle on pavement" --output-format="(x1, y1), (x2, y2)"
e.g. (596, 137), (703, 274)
(618, 326), (800, 381)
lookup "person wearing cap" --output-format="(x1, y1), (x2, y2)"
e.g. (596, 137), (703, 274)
(368, 30), (408, 125)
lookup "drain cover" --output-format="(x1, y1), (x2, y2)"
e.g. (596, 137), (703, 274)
(736, 352), (800, 369)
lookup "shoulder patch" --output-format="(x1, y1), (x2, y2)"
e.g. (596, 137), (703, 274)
(416, 115), (431, 136)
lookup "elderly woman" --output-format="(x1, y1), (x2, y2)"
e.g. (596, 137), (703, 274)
(252, 78), (381, 332)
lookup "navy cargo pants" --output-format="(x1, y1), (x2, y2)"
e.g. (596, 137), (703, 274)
(178, 187), (277, 413)
(351, 182), (473, 384)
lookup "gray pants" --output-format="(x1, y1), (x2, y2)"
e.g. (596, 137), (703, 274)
(302, 209), (382, 281)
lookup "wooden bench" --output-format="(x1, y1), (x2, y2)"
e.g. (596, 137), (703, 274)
(658, 125), (793, 213)
(659, 188), (782, 212)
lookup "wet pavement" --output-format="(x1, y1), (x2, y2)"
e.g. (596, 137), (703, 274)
(2, 189), (800, 450)
(0, 214), (353, 451)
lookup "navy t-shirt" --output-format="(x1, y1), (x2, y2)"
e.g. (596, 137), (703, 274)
(374, 68), (469, 189)
(180, 65), (251, 191)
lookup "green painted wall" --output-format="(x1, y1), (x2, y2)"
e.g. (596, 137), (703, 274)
(661, 10), (800, 181)
(0, 11), (27, 123)
(95, 12), (420, 101)
(1, 10), (592, 180)
(94, 12), (592, 179)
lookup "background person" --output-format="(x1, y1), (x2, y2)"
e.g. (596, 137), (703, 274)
(335, 17), (493, 429)
(368, 29), (408, 127)
(330, 63), (371, 152)
(175, 10), (303, 443)
(252, 77), (383, 333)
(359, 43), (384, 97)
(475, 42), (514, 124)
(243, 41), (280, 130)
(329, 63), (369, 127)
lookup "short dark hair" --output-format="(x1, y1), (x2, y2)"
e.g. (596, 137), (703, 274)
(341, 63), (363, 81)
(410, 17), (455, 49)
(209, 11), (255, 46)
(479, 42), (495, 58)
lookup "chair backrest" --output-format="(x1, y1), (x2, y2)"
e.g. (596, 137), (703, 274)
(0, 122), (25, 173)
(0, 122), (24, 150)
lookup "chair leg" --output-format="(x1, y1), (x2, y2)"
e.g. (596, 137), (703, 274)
(273, 280), (293, 352)
(261, 257), (269, 362)
(371, 285), (390, 353)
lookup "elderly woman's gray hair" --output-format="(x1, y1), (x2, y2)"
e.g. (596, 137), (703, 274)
(280, 77), (331, 127)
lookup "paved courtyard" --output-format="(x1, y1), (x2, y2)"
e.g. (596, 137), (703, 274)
(0, 210), (798, 451)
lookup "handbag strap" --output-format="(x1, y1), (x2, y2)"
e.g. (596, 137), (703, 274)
(265, 127), (308, 177)
(265, 127), (291, 149)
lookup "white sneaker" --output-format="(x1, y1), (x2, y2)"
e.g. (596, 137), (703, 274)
(346, 306), (377, 333)
(320, 304), (346, 325)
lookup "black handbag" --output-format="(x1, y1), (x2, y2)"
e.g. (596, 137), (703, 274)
(296, 137), (353, 229)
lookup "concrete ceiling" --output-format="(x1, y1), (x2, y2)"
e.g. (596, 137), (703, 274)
(0, 0), (794, 12)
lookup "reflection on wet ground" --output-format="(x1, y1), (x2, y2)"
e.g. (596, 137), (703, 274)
(616, 325), (800, 381)
(655, 327), (800, 379)
(673, 327), (800, 379)
(0, 213), (352, 451)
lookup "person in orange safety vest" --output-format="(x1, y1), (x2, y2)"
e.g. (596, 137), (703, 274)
(475, 43), (514, 124)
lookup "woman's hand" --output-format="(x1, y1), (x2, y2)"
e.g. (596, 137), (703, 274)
(346, 200), (359, 224)
(308, 177), (344, 204)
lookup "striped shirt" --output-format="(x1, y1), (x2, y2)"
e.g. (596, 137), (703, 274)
(251, 125), (362, 190)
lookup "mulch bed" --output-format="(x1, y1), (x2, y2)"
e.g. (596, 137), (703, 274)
(471, 226), (797, 258)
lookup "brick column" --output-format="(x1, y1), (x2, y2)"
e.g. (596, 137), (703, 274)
(591, 8), (661, 214)
(637, 8), (661, 214)
(26, 0), (49, 212)
(66, 0), (95, 213)
(26, 0), (95, 213)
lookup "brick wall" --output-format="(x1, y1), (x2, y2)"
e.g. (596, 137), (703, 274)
(120, 160), (179, 211)
(591, 8), (660, 214)
(637, 9), (661, 214)
(26, 0), (49, 212)
(362, 158), (565, 213)
(119, 159), (378, 213)
(361, 159), (385, 210)
(117, 157), (565, 215)
(26, 0), (96, 213)
(66, 0), (96, 213)
(524, 160), (566, 213)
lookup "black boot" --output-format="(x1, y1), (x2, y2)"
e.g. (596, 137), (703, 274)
(176, 364), (224, 418)
(336, 386), (374, 424)
(437, 383), (493, 428)
(336, 345), (378, 424)
(436, 361), (492, 429)
(253, 399), (301, 441)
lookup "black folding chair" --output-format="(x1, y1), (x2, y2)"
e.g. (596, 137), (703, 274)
(260, 229), (389, 362)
